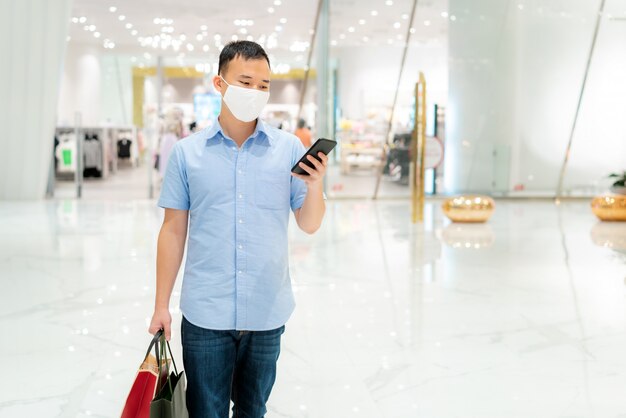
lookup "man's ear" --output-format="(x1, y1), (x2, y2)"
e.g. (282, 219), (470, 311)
(213, 75), (224, 94)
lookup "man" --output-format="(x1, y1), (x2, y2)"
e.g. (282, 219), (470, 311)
(148, 41), (327, 418)
(294, 118), (312, 148)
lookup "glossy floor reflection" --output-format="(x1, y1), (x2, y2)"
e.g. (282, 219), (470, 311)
(1, 199), (625, 418)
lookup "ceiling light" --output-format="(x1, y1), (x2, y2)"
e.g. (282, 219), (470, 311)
(71, 17), (79, 23)
(386, 0), (393, 5)
(239, 28), (248, 34)
(450, 15), (457, 21)
(109, 6), (117, 13)
(180, 34), (187, 41)
(131, 29), (138, 36)
(234, 19), (241, 25)
(246, 35), (254, 41)
(274, 0), (282, 5)
(359, 19), (366, 24)
(268, 7), (275, 13)
(88, 25), (96, 31)
(200, 25), (208, 31)
(371, 10), (378, 16)
(66, 36), (71, 41)
(94, 32), (101, 38)
(231, 34), (238, 41)
(275, 25), (283, 31)
(348, 26), (355, 32)
(214, 34), (221, 40)
(118, 15), (126, 21)
(280, 18), (287, 24)
(441, 11), (449, 18)
(153, 18), (160, 24)
(186, 43), (194, 51)
(402, 14), (409, 19)
(393, 22), (400, 28)
(409, 27), (416, 33)
(203, 44), (209, 52)
(331, 40), (337, 46)
(79, 16), (87, 23)
(424, 20), (431, 26)
(125, 23), (133, 29)
(143, 52), (151, 59)
(196, 33), (203, 41)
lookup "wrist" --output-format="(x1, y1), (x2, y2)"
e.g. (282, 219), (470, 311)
(306, 181), (324, 193)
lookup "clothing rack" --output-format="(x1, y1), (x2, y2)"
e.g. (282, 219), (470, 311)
(54, 125), (138, 180)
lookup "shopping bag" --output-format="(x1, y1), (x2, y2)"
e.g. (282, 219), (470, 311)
(150, 333), (189, 418)
(121, 330), (169, 418)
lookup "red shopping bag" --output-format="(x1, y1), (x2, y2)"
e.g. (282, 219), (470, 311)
(121, 331), (169, 418)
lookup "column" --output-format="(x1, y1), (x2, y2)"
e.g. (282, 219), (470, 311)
(0, 0), (73, 199)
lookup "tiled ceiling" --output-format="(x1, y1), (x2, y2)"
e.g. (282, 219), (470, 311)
(69, 0), (448, 66)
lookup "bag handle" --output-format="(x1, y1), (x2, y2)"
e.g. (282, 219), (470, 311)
(145, 329), (164, 365)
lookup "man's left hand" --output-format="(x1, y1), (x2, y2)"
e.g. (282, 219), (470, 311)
(291, 152), (328, 187)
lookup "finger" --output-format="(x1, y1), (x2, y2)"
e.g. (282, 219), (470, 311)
(299, 162), (316, 175)
(318, 152), (329, 165)
(306, 155), (324, 170)
(164, 326), (171, 341)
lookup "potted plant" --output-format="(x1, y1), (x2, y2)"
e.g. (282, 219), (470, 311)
(609, 171), (626, 195)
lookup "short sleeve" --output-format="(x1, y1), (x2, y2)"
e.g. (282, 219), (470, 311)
(290, 139), (308, 211)
(158, 143), (190, 210)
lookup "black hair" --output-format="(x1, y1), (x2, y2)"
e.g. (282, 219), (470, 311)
(218, 41), (271, 75)
(297, 118), (306, 129)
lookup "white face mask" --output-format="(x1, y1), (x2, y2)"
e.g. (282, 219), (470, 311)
(220, 76), (270, 123)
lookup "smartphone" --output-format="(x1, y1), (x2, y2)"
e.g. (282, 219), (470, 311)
(291, 138), (337, 175)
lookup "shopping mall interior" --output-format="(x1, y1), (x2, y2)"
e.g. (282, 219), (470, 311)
(1, 0), (625, 417)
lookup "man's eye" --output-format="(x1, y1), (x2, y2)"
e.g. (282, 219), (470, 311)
(241, 81), (250, 86)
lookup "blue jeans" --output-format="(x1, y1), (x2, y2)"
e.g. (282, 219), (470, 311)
(181, 316), (284, 418)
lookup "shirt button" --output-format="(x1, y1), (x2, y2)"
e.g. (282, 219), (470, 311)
(238, 219), (244, 224)
(238, 244), (243, 250)
(238, 194), (243, 199)
(238, 270), (243, 274)
(238, 170), (243, 174)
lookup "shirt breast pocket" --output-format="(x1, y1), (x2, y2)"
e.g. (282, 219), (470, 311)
(255, 171), (290, 210)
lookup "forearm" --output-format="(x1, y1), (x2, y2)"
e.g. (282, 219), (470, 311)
(297, 184), (326, 234)
(155, 227), (186, 310)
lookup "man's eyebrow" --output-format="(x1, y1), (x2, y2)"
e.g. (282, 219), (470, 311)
(238, 74), (270, 83)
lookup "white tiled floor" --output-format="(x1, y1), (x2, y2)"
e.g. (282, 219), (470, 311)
(1, 198), (625, 418)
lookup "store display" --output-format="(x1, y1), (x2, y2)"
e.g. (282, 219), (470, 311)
(442, 196), (495, 223)
(83, 134), (103, 178)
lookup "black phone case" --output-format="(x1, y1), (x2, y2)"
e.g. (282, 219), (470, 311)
(291, 138), (337, 175)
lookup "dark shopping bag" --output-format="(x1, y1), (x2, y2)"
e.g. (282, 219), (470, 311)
(150, 332), (189, 418)
(120, 331), (170, 418)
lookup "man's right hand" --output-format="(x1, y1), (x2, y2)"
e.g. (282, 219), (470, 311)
(148, 308), (172, 341)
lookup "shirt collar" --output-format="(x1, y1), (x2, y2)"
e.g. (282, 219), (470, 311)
(205, 118), (271, 145)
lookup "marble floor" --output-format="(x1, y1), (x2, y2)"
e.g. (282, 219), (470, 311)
(1, 198), (625, 418)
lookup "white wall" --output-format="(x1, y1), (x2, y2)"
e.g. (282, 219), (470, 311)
(333, 43), (449, 121)
(57, 43), (101, 126)
(0, 0), (72, 199)
(447, 0), (626, 194)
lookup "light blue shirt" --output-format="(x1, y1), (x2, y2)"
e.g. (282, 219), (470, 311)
(158, 119), (308, 331)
